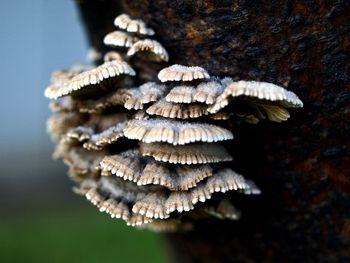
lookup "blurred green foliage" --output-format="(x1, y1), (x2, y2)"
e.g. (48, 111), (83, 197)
(0, 206), (168, 263)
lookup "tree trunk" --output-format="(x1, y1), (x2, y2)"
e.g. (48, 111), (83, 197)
(76, 0), (350, 262)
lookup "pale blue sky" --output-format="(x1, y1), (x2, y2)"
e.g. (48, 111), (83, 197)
(0, 1), (89, 203)
(0, 0), (88, 154)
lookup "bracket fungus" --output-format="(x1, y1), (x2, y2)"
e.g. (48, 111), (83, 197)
(158, 64), (210, 82)
(103, 31), (137, 48)
(127, 39), (169, 62)
(45, 13), (303, 232)
(114, 14), (155, 36)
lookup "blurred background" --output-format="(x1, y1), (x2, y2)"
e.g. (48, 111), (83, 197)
(0, 1), (167, 262)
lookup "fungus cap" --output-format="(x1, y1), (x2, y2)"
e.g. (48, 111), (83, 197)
(114, 14), (155, 36)
(158, 64), (210, 82)
(127, 39), (169, 62)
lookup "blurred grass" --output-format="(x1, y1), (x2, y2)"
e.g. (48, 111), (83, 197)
(0, 205), (168, 263)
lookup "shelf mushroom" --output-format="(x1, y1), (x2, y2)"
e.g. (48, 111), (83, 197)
(45, 13), (303, 232)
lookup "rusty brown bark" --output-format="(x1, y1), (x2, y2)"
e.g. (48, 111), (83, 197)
(76, 0), (350, 262)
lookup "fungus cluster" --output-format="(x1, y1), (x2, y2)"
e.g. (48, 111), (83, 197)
(45, 14), (303, 232)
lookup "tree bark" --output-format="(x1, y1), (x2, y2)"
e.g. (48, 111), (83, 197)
(76, 0), (350, 262)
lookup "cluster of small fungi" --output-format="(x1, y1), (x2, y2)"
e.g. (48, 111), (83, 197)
(45, 14), (303, 232)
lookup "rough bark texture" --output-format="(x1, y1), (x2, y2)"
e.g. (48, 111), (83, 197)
(76, 1), (350, 262)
